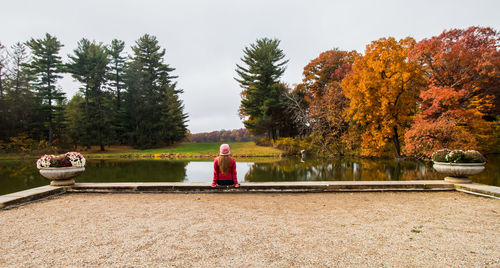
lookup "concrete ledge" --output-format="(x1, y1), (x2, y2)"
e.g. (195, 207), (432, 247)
(67, 181), (455, 194)
(3, 181), (498, 209)
(455, 183), (500, 199)
(0, 186), (65, 209)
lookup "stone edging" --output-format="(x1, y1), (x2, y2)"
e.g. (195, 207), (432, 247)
(1, 181), (499, 209)
(0, 185), (65, 209)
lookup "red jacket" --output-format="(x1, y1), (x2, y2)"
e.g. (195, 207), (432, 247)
(213, 157), (238, 185)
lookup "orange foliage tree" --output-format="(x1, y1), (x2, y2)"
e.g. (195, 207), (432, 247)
(301, 49), (359, 155)
(404, 26), (500, 159)
(342, 37), (426, 157)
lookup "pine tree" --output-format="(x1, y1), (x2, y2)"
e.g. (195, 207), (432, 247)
(0, 42), (7, 99)
(161, 85), (188, 143)
(235, 38), (289, 140)
(5, 42), (35, 138)
(107, 39), (127, 144)
(67, 39), (110, 151)
(0, 42), (9, 142)
(124, 34), (187, 148)
(107, 39), (126, 110)
(26, 33), (65, 144)
(65, 93), (85, 149)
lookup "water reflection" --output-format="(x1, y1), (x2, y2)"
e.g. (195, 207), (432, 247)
(0, 155), (498, 195)
(244, 158), (443, 182)
(79, 160), (188, 182)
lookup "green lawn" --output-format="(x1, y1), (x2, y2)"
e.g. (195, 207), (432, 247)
(0, 142), (284, 160)
(88, 142), (283, 158)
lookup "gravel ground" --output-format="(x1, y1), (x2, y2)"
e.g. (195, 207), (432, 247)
(1, 192), (499, 267)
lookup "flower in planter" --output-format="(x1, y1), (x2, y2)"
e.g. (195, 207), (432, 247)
(66, 152), (86, 167)
(463, 150), (487, 163)
(431, 149), (486, 163)
(431, 149), (451, 162)
(446, 150), (466, 163)
(36, 152), (86, 169)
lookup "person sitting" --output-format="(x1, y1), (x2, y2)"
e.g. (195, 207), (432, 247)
(212, 144), (239, 188)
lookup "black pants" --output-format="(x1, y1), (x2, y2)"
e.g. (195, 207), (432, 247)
(217, 180), (234, 186)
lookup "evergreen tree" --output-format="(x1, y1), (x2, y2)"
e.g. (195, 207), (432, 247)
(161, 85), (189, 143)
(25, 33), (65, 144)
(107, 39), (127, 143)
(124, 34), (187, 148)
(0, 42), (9, 142)
(5, 42), (35, 138)
(67, 39), (111, 151)
(235, 38), (289, 140)
(107, 39), (126, 110)
(0, 42), (7, 99)
(65, 93), (85, 149)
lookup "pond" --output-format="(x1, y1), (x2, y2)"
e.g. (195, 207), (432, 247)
(1, 155), (499, 195)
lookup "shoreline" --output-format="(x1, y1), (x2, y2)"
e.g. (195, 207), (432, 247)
(2, 181), (499, 210)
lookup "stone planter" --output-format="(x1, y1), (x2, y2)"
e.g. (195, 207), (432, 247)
(39, 167), (85, 186)
(432, 162), (485, 183)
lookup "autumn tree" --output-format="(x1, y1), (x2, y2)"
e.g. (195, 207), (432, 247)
(404, 26), (500, 158)
(342, 37), (426, 157)
(280, 84), (310, 136)
(300, 49), (358, 155)
(235, 38), (290, 140)
(26, 33), (66, 144)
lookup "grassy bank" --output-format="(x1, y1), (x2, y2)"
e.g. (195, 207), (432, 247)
(81, 142), (284, 159)
(0, 142), (285, 160)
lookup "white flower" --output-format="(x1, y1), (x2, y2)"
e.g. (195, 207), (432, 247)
(36, 155), (52, 169)
(65, 152), (86, 167)
(36, 152), (86, 169)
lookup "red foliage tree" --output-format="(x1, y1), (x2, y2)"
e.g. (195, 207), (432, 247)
(300, 49), (359, 155)
(404, 26), (500, 158)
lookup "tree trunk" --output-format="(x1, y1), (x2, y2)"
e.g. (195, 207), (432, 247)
(0, 68), (4, 99)
(116, 68), (121, 110)
(48, 77), (53, 145)
(392, 126), (401, 158)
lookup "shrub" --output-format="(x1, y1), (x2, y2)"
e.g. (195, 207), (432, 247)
(274, 137), (301, 155)
(255, 137), (272, 146)
(274, 137), (317, 156)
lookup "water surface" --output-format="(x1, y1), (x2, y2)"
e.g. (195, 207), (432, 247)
(1, 155), (498, 195)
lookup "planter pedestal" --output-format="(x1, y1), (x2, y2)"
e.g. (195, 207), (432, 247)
(443, 177), (471, 184)
(49, 178), (76, 186)
(39, 167), (85, 186)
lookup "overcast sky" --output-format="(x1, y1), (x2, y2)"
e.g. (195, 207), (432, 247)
(2, 0), (499, 133)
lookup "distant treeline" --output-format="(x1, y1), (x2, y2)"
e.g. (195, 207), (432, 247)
(0, 33), (188, 152)
(189, 128), (253, 143)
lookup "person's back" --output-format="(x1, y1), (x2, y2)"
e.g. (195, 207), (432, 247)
(212, 144), (239, 187)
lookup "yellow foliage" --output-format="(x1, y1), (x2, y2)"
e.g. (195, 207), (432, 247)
(342, 37), (427, 157)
